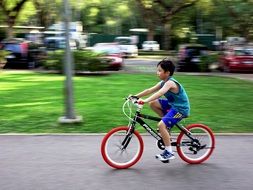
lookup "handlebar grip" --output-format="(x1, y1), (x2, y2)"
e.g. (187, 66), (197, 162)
(130, 95), (139, 99)
(126, 95), (139, 101)
(137, 100), (145, 105)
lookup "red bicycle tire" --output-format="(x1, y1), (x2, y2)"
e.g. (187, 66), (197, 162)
(101, 126), (144, 169)
(176, 124), (215, 164)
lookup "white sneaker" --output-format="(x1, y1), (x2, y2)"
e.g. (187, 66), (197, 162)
(155, 150), (175, 161)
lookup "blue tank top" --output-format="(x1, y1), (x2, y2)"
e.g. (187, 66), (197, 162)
(160, 77), (190, 116)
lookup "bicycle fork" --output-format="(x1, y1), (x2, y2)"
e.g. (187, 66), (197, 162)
(120, 118), (138, 150)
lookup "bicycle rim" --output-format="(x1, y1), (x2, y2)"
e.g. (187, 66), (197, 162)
(177, 124), (215, 164)
(101, 126), (144, 169)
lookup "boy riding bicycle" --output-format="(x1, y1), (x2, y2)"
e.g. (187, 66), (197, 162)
(133, 59), (190, 162)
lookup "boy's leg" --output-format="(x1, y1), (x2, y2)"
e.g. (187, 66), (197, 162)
(149, 100), (163, 117)
(149, 99), (171, 118)
(156, 109), (184, 162)
(158, 120), (171, 147)
(155, 120), (175, 161)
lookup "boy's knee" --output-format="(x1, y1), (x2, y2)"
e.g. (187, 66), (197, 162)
(158, 120), (166, 130)
(149, 100), (157, 108)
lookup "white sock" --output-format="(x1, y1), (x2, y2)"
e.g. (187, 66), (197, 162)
(165, 146), (173, 153)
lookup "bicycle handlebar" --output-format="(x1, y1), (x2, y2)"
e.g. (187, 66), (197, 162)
(122, 95), (145, 122)
(126, 95), (144, 106)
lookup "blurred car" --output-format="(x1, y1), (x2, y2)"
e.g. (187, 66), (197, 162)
(44, 37), (77, 51)
(219, 47), (253, 72)
(114, 37), (138, 57)
(92, 43), (124, 70)
(177, 44), (208, 72)
(142, 41), (160, 51)
(1, 38), (46, 69)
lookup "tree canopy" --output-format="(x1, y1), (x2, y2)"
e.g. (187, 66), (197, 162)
(0, 0), (253, 48)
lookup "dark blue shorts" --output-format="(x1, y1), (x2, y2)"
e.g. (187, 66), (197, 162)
(159, 99), (185, 129)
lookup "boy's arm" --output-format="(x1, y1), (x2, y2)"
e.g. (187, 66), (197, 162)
(134, 82), (161, 98)
(142, 80), (174, 103)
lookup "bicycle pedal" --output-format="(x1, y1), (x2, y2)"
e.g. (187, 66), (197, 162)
(161, 160), (170, 163)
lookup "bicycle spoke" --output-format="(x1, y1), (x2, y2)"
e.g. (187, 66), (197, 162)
(176, 124), (215, 164)
(101, 127), (144, 168)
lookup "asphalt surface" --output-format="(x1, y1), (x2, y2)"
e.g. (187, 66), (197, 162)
(124, 58), (253, 82)
(0, 134), (253, 190)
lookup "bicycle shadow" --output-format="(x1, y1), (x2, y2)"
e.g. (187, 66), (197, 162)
(104, 166), (143, 175)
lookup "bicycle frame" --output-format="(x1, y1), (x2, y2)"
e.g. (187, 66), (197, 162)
(127, 109), (195, 145)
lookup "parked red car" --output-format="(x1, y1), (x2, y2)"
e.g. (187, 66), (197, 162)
(219, 47), (253, 72)
(92, 43), (124, 70)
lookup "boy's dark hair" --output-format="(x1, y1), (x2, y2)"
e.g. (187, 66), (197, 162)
(157, 59), (175, 76)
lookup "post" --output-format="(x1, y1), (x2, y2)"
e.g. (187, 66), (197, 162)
(58, 0), (82, 123)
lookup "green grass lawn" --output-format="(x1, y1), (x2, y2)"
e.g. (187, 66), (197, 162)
(0, 70), (253, 133)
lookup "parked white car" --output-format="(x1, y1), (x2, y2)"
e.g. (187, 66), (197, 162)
(114, 36), (138, 57)
(142, 41), (160, 51)
(44, 37), (77, 50)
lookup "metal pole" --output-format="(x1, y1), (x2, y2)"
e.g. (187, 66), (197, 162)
(58, 0), (82, 123)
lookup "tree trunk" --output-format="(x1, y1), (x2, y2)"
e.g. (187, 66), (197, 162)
(163, 23), (171, 50)
(6, 18), (15, 38)
(0, 0), (29, 38)
(147, 27), (154, 41)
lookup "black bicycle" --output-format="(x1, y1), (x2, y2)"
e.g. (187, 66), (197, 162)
(101, 96), (215, 169)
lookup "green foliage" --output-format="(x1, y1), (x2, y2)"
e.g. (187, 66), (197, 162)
(0, 29), (6, 41)
(42, 50), (109, 72)
(42, 50), (64, 71)
(16, 1), (36, 24)
(2, 0), (253, 48)
(199, 52), (219, 72)
(73, 50), (109, 71)
(0, 50), (10, 68)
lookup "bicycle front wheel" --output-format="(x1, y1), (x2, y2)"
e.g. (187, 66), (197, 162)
(177, 124), (215, 164)
(101, 126), (144, 169)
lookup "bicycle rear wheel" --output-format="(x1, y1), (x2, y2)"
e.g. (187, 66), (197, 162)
(101, 126), (144, 169)
(176, 124), (215, 164)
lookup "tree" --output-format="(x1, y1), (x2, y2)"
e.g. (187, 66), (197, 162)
(0, 0), (29, 38)
(33, 0), (61, 28)
(76, 0), (131, 34)
(135, 0), (159, 41)
(212, 0), (253, 41)
(135, 0), (200, 49)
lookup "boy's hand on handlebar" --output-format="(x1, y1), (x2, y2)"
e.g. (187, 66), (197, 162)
(137, 98), (145, 105)
(127, 95), (144, 105)
(129, 95), (138, 99)
(126, 95), (145, 109)
(127, 95), (138, 101)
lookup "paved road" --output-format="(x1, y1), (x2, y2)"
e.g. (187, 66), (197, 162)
(124, 58), (253, 82)
(0, 135), (252, 190)
(124, 58), (158, 73)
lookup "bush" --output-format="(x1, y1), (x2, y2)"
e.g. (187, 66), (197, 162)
(0, 50), (10, 68)
(42, 50), (110, 72)
(73, 50), (109, 71)
(199, 52), (219, 72)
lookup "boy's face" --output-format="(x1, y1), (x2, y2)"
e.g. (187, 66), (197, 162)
(157, 65), (170, 80)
